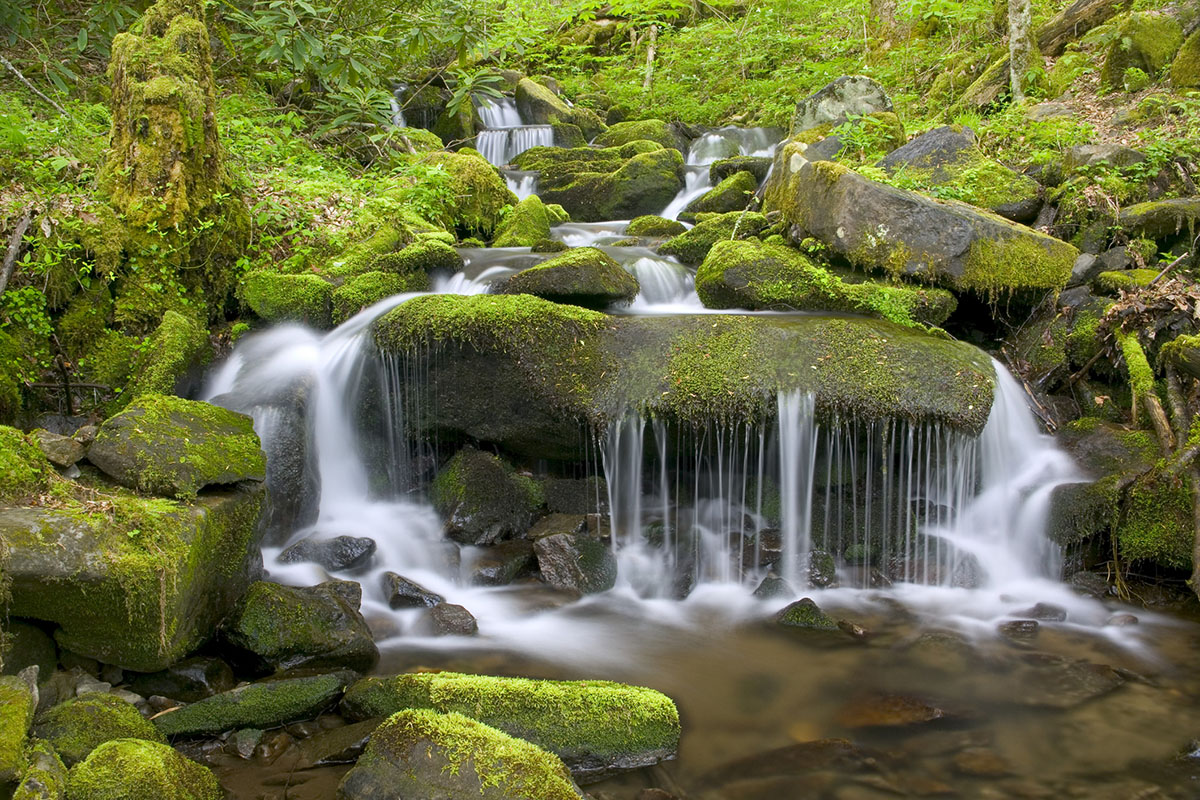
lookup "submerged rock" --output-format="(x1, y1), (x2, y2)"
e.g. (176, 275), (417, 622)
(431, 447), (543, 545)
(2, 484), (265, 672)
(836, 693), (949, 728)
(66, 738), (220, 800)
(764, 155), (1077, 296)
(221, 581), (379, 674)
(500, 247), (639, 309)
(34, 693), (164, 767)
(341, 671), (680, 781)
(1012, 656), (1125, 709)
(700, 738), (870, 786)
(775, 598), (838, 631)
(153, 671), (354, 737)
(279, 536), (377, 572)
(998, 619), (1040, 642)
(336, 709), (585, 800)
(87, 394), (265, 498)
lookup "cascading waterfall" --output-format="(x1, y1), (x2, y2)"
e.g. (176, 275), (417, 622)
(474, 97), (554, 168)
(659, 127), (782, 220)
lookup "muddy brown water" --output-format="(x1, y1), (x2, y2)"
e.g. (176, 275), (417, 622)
(213, 593), (1200, 800)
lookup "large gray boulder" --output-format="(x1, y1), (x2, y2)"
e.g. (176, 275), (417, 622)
(533, 532), (617, 595)
(431, 448), (543, 545)
(764, 149), (1077, 296)
(87, 394), (266, 498)
(792, 76), (892, 136)
(1, 485), (265, 672)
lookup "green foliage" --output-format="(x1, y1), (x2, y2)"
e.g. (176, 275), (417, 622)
(446, 69), (505, 119)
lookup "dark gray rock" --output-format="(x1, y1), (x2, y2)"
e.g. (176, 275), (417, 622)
(279, 536), (377, 572)
(792, 76), (893, 135)
(1067, 570), (1112, 598)
(878, 126), (976, 173)
(222, 581), (379, 674)
(1019, 602), (1068, 621)
(417, 603), (479, 636)
(381, 572), (445, 609)
(802, 134), (845, 163)
(0, 620), (57, 683)
(432, 447), (542, 546)
(1068, 253), (1101, 287)
(1064, 144), (1146, 171)
(128, 657), (235, 703)
(32, 430), (86, 468)
(1012, 656), (1125, 708)
(533, 532), (618, 595)
(153, 671), (355, 737)
(752, 572), (794, 599)
(1097, 245), (1134, 272)
(471, 540), (537, 587)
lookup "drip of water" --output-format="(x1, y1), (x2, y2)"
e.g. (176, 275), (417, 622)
(777, 391), (817, 586)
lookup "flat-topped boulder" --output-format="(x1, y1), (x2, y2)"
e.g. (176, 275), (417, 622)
(371, 294), (994, 459)
(499, 247), (639, 309)
(764, 150), (1077, 297)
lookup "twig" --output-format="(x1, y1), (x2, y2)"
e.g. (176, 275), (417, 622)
(0, 207), (33, 298)
(1148, 249), (1191, 287)
(1066, 335), (1110, 386)
(0, 54), (71, 118)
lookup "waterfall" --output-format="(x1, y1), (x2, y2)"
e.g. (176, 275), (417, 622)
(504, 170), (539, 200)
(658, 127), (783, 219)
(475, 97), (553, 166)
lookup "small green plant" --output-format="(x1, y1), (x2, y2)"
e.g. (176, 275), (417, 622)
(445, 69), (506, 120)
(1123, 67), (1150, 93)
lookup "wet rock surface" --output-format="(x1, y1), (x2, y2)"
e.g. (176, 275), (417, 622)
(279, 536), (377, 572)
(381, 572), (445, 609)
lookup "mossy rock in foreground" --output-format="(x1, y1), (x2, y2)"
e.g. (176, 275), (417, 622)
(67, 739), (220, 800)
(659, 211), (769, 266)
(341, 672), (680, 781)
(87, 394), (265, 498)
(1, 483), (265, 671)
(764, 153), (1077, 297)
(14, 739), (67, 800)
(493, 195), (553, 248)
(0, 674), (36, 782)
(34, 693), (165, 767)
(0, 425), (52, 504)
(685, 170), (759, 215)
(775, 598), (839, 630)
(153, 671), (355, 737)
(337, 710), (584, 800)
(696, 239), (957, 327)
(371, 295), (996, 460)
(499, 247), (639, 309)
(1173, 30), (1200, 89)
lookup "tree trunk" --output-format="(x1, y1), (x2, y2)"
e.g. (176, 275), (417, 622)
(1037, 0), (1130, 57)
(871, 0), (897, 31)
(1008, 0), (1033, 103)
(0, 207), (32, 298)
(643, 24), (658, 92)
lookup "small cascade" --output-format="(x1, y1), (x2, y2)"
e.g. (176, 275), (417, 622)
(475, 97), (553, 166)
(600, 245), (702, 312)
(659, 127), (783, 220)
(504, 170), (539, 200)
(551, 221), (631, 247)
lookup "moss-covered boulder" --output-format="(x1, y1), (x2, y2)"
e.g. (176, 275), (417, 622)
(685, 171), (759, 215)
(1100, 13), (1184, 90)
(517, 145), (686, 222)
(1116, 198), (1200, 240)
(13, 739), (67, 800)
(125, 311), (211, 400)
(0, 673), (36, 782)
(87, 394), (265, 498)
(374, 239), (463, 276)
(494, 195), (553, 247)
(337, 710), (585, 800)
(1094, 268), (1158, 294)
(372, 295), (996, 459)
(341, 672), (680, 781)
(34, 694), (164, 767)
(431, 447), (543, 545)
(764, 152), (1077, 297)
(66, 739), (220, 800)
(876, 126), (1041, 222)
(626, 215), (687, 238)
(332, 272), (416, 325)
(153, 671), (354, 737)
(593, 119), (683, 152)
(241, 271), (334, 329)
(514, 78), (605, 140)
(221, 581), (378, 674)
(775, 598), (839, 630)
(425, 151), (518, 237)
(533, 532), (617, 595)
(1, 483), (265, 671)
(659, 211), (769, 266)
(711, 156), (774, 184)
(0, 426), (53, 503)
(696, 240), (956, 326)
(500, 248), (639, 309)
(1172, 30), (1200, 89)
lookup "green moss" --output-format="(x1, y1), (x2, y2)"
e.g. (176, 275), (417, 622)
(593, 119), (679, 150)
(775, 597), (838, 630)
(494, 195), (553, 248)
(0, 675), (35, 781)
(0, 427), (51, 503)
(1100, 13), (1184, 90)
(241, 271), (333, 329)
(328, 224), (414, 278)
(1095, 269), (1159, 294)
(550, 122), (587, 148)
(545, 204), (570, 223)
(626, 216), (687, 238)
(687, 171), (759, 215)
(14, 739), (67, 800)
(425, 151), (518, 237)
(347, 709), (581, 800)
(1116, 466), (1192, 569)
(341, 672), (680, 769)
(659, 211), (769, 266)
(373, 239), (463, 277)
(394, 126), (444, 152)
(56, 290), (114, 365)
(500, 247), (639, 309)
(1048, 50), (1092, 96)
(513, 142), (664, 182)
(332, 272), (420, 324)
(0, 330), (24, 424)
(1172, 30), (1200, 89)
(430, 448), (543, 544)
(153, 671), (352, 737)
(66, 738), (220, 800)
(696, 239), (956, 327)
(961, 233), (1077, 298)
(34, 694), (164, 767)
(126, 310), (210, 399)
(1116, 329), (1156, 425)
(883, 155), (1041, 217)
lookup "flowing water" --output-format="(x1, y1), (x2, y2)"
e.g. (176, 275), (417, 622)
(203, 109), (1200, 799)
(660, 127), (782, 220)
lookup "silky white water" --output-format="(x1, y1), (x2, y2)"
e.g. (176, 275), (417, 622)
(658, 127), (782, 220)
(474, 97), (553, 166)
